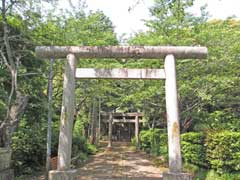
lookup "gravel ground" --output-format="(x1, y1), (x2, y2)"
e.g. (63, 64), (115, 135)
(76, 142), (164, 180)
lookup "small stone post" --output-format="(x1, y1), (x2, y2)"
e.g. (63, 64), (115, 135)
(108, 112), (113, 148)
(163, 55), (192, 180)
(49, 54), (77, 180)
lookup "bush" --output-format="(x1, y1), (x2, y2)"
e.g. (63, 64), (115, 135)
(139, 129), (167, 156)
(86, 143), (97, 155)
(71, 136), (97, 167)
(194, 169), (240, 180)
(205, 131), (240, 173)
(72, 136), (97, 157)
(140, 129), (160, 155)
(11, 124), (46, 175)
(181, 132), (205, 144)
(159, 133), (168, 158)
(139, 129), (240, 174)
(181, 132), (207, 167)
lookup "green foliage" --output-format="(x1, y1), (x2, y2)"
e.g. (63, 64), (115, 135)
(129, 0), (240, 133)
(205, 131), (240, 173)
(183, 163), (200, 176)
(71, 152), (88, 167)
(182, 131), (240, 173)
(131, 137), (137, 146)
(194, 169), (240, 180)
(139, 129), (167, 156)
(181, 132), (207, 167)
(11, 120), (46, 175)
(140, 129), (160, 155)
(159, 133), (168, 158)
(72, 136), (97, 157)
(139, 129), (240, 175)
(1, 0), (240, 177)
(181, 132), (205, 144)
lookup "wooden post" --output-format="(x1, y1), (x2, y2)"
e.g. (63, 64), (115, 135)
(57, 54), (76, 170)
(164, 54), (182, 173)
(135, 115), (139, 148)
(108, 112), (113, 148)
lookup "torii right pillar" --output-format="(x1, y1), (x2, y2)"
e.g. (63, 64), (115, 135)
(163, 55), (192, 180)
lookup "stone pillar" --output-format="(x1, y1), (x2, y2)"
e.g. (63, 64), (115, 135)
(50, 54), (77, 180)
(108, 113), (113, 148)
(135, 115), (139, 148)
(163, 55), (192, 180)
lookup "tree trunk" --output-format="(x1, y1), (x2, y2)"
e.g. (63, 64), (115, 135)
(0, 92), (28, 148)
(0, 0), (28, 149)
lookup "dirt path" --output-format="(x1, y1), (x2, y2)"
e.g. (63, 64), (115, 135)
(76, 142), (164, 180)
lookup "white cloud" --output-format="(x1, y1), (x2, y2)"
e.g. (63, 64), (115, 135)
(191, 0), (240, 19)
(58, 0), (240, 37)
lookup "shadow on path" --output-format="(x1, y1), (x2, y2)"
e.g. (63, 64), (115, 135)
(76, 142), (165, 180)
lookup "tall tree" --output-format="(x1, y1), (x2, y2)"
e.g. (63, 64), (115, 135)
(0, 0), (29, 148)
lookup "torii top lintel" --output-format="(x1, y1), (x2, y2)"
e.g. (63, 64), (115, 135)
(35, 46), (208, 59)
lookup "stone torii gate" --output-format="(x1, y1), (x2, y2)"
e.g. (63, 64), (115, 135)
(35, 46), (207, 180)
(101, 112), (143, 147)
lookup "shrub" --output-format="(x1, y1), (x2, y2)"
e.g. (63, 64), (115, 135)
(205, 131), (240, 173)
(131, 137), (137, 147)
(140, 129), (161, 155)
(139, 129), (240, 174)
(72, 136), (97, 157)
(181, 132), (207, 167)
(181, 132), (205, 144)
(159, 133), (168, 158)
(139, 129), (167, 156)
(86, 143), (97, 155)
(11, 124), (46, 175)
(194, 169), (240, 180)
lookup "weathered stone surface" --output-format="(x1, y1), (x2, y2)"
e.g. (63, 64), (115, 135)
(57, 54), (76, 170)
(0, 148), (11, 171)
(0, 169), (14, 180)
(35, 46), (208, 59)
(49, 169), (77, 180)
(163, 172), (192, 180)
(165, 55), (182, 172)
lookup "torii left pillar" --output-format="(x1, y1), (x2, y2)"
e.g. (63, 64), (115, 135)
(108, 112), (113, 148)
(49, 54), (77, 180)
(135, 115), (140, 149)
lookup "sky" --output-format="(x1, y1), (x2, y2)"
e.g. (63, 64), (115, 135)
(59, 0), (240, 38)
(85, 0), (240, 37)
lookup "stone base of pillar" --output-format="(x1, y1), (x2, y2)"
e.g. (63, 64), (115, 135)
(163, 172), (192, 180)
(0, 169), (14, 180)
(49, 169), (78, 180)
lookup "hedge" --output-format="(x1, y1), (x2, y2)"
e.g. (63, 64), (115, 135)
(139, 129), (167, 156)
(138, 129), (240, 173)
(139, 129), (161, 155)
(206, 131), (240, 173)
(181, 132), (207, 167)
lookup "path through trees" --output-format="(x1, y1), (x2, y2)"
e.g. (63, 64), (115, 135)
(76, 142), (165, 180)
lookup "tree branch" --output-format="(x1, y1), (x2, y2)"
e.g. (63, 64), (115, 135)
(0, 49), (11, 71)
